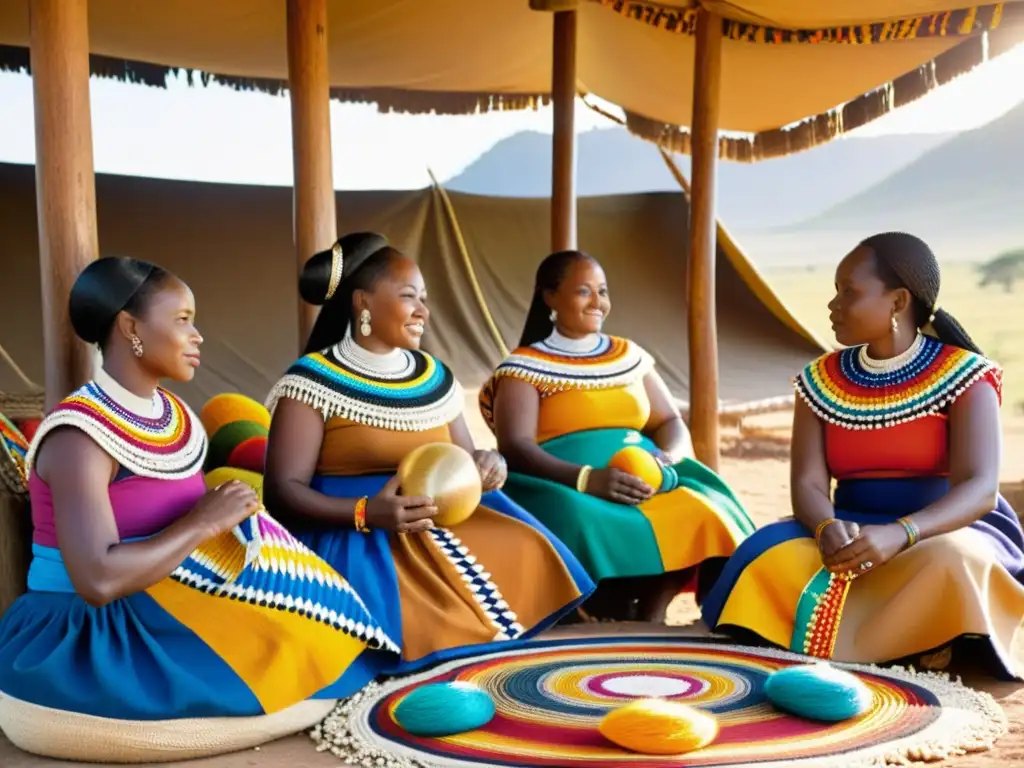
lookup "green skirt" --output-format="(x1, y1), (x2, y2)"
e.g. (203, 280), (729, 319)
(503, 429), (755, 583)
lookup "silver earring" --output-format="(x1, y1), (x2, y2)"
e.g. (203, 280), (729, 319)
(891, 315), (899, 334)
(360, 309), (372, 337)
(131, 335), (144, 358)
(549, 309), (557, 323)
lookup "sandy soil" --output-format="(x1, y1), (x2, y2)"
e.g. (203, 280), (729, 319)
(2, 409), (1023, 768)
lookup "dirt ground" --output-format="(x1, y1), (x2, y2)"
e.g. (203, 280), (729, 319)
(2, 407), (1023, 768)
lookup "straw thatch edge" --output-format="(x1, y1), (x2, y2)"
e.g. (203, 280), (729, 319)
(0, 45), (550, 117)
(0, 20), (1016, 158)
(626, 25), (1019, 162)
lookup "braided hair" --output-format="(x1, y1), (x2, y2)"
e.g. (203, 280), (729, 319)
(518, 250), (597, 347)
(860, 232), (983, 355)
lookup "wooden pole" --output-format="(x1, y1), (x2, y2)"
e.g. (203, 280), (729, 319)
(287, 0), (336, 350)
(29, 0), (99, 410)
(687, 9), (723, 471)
(550, 9), (577, 252)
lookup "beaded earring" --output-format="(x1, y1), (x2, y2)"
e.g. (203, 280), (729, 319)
(360, 309), (372, 337)
(891, 314), (899, 334)
(131, 335), (144, 358)
(549, 309), (557, 323)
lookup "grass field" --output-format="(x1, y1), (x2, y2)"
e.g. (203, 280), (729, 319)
(763, 261), (1024, 414)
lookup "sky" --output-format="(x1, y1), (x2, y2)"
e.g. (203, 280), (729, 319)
(1, 41), (1023, 190)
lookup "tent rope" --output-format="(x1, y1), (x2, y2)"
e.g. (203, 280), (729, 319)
(427, 169), (511, 358)
(0, 341), (41, 391)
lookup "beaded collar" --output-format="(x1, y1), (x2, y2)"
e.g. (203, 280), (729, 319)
(478, 332), (654, 431)
(795, 335), (1002, 430)
(25, 368), (207, 480)
(265, 333), (463, 432)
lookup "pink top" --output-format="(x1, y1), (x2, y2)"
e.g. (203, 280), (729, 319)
(30, 470), (206, 548)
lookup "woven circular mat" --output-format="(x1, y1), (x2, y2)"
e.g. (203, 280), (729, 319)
(313, 636), (1007, 768)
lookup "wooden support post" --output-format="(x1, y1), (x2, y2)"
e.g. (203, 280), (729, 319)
(30, 0), (99, 410)
(550, 9), (578, 252)
(687, 9), (723, 471)
(287, 0), (336, 350)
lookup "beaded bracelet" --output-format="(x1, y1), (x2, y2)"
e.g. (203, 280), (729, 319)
(354, 496), (370, 534)
(814, 518), (839, 542)
(576, 465), (593, 493)
(896, 516), (920, 548)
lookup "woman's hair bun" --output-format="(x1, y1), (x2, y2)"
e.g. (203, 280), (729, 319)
(68, 257), (157, 344)
(299, 232), (390, 305)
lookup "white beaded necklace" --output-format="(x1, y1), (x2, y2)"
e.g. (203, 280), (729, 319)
(542, 329), (606, 356)
(93, 366), (163, 418)
(857, 333), (925, 374)
(336, 328), (415, 380)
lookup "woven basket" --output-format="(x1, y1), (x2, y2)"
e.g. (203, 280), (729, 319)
(0, 389), (44, 422)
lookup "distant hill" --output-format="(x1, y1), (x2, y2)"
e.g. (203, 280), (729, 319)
(444, 127), (953, 232)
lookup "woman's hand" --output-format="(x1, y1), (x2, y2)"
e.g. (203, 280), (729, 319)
(189, 480), (261, 539)
(473, 449), (507, 492)
(816, 520), (860, 559)
(586, 467), (654, 505)
(824, 524), (909, 574)
(366, 475), (438, 533)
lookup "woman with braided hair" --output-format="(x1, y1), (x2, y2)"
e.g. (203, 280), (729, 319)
(703, 232), (1024, 678)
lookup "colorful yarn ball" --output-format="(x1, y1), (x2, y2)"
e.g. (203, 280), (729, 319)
(205, 466), (264, 500)
(393, 682), (496, 737)
(608, 446), (664, 492)
(226, 435), (268, 474)
(763, 663), (873, 722)
(200, 393), (270, 438)
(206, 421), (269, 471)
(599, 698), (718, 755)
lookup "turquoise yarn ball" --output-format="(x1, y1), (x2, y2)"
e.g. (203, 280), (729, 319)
(763, 663), (873, 722)
(393, 682), (496, 737)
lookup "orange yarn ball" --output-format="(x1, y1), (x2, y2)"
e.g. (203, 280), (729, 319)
(608, 446), (663, 491)
(599, 698), (718, 755)
(397, 443), (482, 527)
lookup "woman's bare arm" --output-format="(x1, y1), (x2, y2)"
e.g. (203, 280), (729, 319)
(263, 397), (359, 525)
(642, 371), (693, 462)
(790, 398), (835, 533)
(42, 430), (213, 608)
(906, 381), (1001, 539)
(493, 379), (583, 488)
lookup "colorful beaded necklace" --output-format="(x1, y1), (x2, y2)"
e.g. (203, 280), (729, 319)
(25, 368), (207, 480)
(266, 331), (463, 432)
(795, 334), (1000, 430)
(479, 331), (654, 430)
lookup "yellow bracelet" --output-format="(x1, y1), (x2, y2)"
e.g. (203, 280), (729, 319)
(896, 516), (920, 548)
(353, 496), (370, 534)
(814, 518), (839, 541)
(576, 465), (593, 493)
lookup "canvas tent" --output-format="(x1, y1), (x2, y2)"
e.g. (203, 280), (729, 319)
(1, 0), (1021, 159)
(0, 161), (822, 412)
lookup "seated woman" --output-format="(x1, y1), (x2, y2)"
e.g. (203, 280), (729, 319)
(263, 232), (593, 674)
(479, 250), (755, 623)
(702, 232), (1024, 679)
(0, 258), (397, 763)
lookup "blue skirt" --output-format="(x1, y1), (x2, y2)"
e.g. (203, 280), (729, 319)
(298, 473), (595, 676)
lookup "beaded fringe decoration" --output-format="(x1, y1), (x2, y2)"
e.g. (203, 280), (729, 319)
(594, 0), (1010, 43)
(24, 385), (207, 480)
(794, 339), (1001, 430)
(309, 639), (1008, 768)
(803, 572), (856, 659)
(266, 375), (464, 433)
(479, 338), (654, 431)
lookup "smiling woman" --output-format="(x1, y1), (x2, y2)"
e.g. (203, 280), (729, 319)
(262, 232), (593, 677)
(0, 258), (395, 762)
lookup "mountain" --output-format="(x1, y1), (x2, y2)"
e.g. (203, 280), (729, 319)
(443, 127), (953, 232)
(738, 102), (1024, 267)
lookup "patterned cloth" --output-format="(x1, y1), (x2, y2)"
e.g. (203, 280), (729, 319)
(0, 369), (396, 721)
(703, 337), (1024, 679)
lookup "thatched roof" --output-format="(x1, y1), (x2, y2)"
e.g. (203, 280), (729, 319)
(1, 0), (1022, 161)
